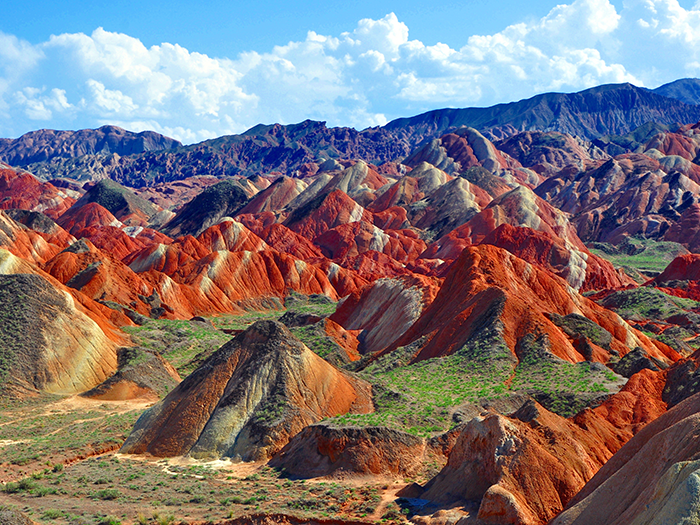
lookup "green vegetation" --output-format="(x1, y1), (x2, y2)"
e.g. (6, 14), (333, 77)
(329, 327), (624, 435)
(547, 313), (612, 349)
(208, 310), (285, 331)
(0, 395), (142, 470)
(283, 292), (337, 317)
(589, 238), (688, 280)
(122, 318), (233, 377)
(511, 350), (623, 417)
(333, 345), (514, 437)
(598, 287), (700, 322)
(0, 455), (400, 524)
(81, 178), (158, 219)
(253, 393), (288, 426)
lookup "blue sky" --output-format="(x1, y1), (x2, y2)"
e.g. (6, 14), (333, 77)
(1, 0), (700, 143)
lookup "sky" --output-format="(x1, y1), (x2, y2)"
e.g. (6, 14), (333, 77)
(1, 0), (700, 144)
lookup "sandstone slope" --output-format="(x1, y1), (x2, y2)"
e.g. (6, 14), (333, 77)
(120, 321), (373, 461)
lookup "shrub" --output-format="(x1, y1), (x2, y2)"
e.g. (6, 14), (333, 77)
(93, 488), (121, 500)
(97, 517), (121, 525)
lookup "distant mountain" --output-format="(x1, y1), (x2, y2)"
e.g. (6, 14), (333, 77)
(7, 120), (415, 187)
(0, 125), (181, 169)
(384, 82), (700, 143)
(3, 82), (700, 187)
(653, 78), (700, 106)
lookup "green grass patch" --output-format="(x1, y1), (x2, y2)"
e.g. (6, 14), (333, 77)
(122, 319), (233, 377)
(511, 351), (624, 418)
(589, 238), (688, 280)
(597, 287), (700, 322)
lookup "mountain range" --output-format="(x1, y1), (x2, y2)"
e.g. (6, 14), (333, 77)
(3, 78), (700, 525)
(2, 79), (700, 187)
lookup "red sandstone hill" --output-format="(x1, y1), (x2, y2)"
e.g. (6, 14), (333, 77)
(0, 163), (77, 218)
(329, 274), (441, 355)
(421, 186), (628, 292)
(42, 239), (167, 324)
(379, 244), (676, 366)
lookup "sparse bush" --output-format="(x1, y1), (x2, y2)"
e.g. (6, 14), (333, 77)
(93, 488), (121, 500)
(97, 516), (121, 525)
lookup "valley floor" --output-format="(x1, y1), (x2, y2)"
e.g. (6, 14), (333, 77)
(0, 395), (449, 525)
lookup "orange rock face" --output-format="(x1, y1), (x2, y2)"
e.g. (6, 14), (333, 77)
(481, 224), (632, 292)
(382, 244), (676, 365)
(270, 425), (430, 478)
(0, 211), (65, 264)
(42, 239), (163, 322)
(314, 221), (426, 263)
(322, 319), (361, 362)
(0, 164), (76, 218)
(285, 190), (373, 240)
(653, 253), (700, 283)
(196, 219), (268, 253)
(423, 401), (616, 525)
(57, 202), (123, 233)
(258, 223), (323, 259)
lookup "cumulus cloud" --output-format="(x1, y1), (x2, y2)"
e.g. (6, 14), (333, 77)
(0, 1), (699, 143)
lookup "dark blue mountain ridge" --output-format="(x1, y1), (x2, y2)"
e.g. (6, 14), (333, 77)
(1, 79), (699, 186)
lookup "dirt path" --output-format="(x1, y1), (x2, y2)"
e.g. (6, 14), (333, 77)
(46, 394), (156, 414)
(0, 395), (155, 428)
(370, 483), (409, 521)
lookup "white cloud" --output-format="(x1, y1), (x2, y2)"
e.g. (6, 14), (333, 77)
(14, 87), (73, 121)
(86, 80), (138, 114)
(0, 2), (699, 143)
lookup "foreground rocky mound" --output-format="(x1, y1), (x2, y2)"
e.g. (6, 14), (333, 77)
(121, 321), (373, 461)
(553, 392), (700, 525)
(270, 424), (438, 479)
(0, 273), (118, 395)
(421, 400), (615, 525)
